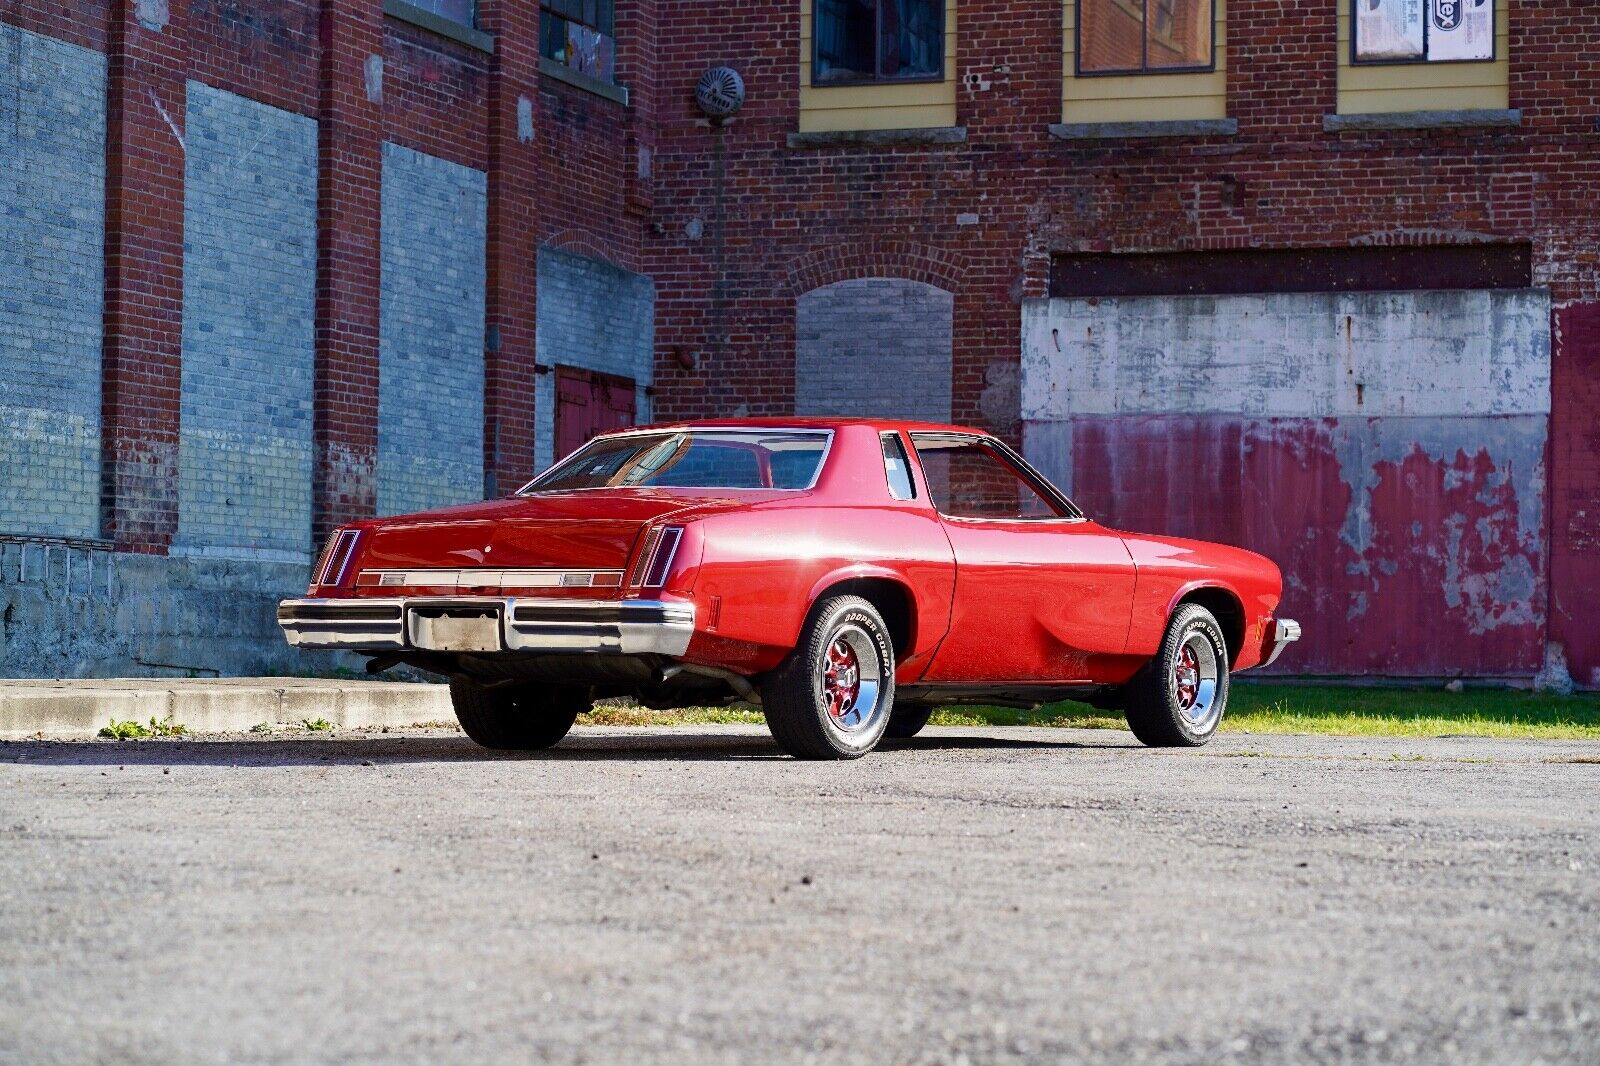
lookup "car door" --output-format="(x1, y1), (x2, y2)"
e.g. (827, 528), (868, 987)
(909, 433), (1138, 684)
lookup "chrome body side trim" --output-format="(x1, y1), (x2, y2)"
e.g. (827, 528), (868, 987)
(277, 596), (694, 657)
(1259, 618), (1302, 668)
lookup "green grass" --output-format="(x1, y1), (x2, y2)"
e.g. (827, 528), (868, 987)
(300, 717), (335, 732)
(98, 715), (189, 740)
(579, 685), (1600, 741)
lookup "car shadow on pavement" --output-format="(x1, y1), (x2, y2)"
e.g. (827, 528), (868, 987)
(1, 730), (1107, 767)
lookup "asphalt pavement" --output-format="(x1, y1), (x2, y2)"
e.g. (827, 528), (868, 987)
(3, 725), (1597, 1064)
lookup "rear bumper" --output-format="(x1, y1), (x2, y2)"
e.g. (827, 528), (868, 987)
(277, 596), (695, 657)
(1258, 617), (1302, 668)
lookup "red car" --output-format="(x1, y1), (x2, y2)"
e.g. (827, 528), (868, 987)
(278, 419), (1300, 759)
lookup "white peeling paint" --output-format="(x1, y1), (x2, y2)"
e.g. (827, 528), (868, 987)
(1021, 289), (1552, 420)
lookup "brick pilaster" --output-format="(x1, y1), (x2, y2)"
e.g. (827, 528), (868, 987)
(312, 0), (385, 540)
(476, 0), (542, 496)
(101, 0), (191, 553)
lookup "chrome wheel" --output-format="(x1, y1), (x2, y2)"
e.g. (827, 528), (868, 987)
(818, 623), (885, 733)
(1173, 630), (1221, 732)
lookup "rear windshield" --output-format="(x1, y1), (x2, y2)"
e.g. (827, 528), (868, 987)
(521, 430), (832, 493)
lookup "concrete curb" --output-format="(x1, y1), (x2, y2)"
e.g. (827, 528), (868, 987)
(0, 678), (454, 738)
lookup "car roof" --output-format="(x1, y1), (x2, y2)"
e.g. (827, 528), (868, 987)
(627, 416), (990, 436)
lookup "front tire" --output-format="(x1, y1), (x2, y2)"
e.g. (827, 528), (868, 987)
(762, 595), (896, 759)
(1122, 604), (1230, 747)
(449, 678), (590, 750)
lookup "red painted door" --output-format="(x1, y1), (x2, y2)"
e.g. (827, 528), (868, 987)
(555, 367), (636, 459)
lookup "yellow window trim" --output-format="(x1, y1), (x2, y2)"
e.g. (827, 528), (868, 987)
(1062, 0), (1228, 125)
(798, 0), (958, 134)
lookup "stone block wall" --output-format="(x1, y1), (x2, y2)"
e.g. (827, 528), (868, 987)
(177, 82), (319, 560)
(0, 26), (107, 539)
(377, 142), (488, 516)
(795, 278), (954, 424)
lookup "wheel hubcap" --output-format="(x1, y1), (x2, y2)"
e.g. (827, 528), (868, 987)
(1172, 631), (1222, 731)
(817, 623), (885, 733)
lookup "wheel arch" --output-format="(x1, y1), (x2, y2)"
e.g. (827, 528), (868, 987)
(805, 569), (918, 664)
(1170, 584), (1247, 669)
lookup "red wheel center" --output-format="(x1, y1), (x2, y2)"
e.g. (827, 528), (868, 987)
(1174, 646), (1200, 709)
(823, 639), (861, 718)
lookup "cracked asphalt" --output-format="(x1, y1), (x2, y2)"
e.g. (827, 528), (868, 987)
(2, 724), (1597, 1064)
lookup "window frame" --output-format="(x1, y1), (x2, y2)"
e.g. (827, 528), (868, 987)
(907, 432), (1085, 523)
(540, 0), (618, 80)
(810, 0), (947, 89)
(1074, 0), (1218, 79)
(1349, 0), (1497, 68)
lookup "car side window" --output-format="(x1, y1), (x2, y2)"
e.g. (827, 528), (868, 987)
(881, 433), (916, 501)
(908, 434), (1067, 521)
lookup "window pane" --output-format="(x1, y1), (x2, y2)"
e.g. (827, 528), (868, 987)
(909, 436), (1065, 520)
(882, 433), (916, 501)
(1080, 0), (1147, 73)
(1146, 0), (1210, 69)
(881, 0), (942, 79)
(815, 0), (877, 82)
(1354, 0), (1425, 61)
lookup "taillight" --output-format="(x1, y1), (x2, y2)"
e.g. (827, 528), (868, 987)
(313, 529), (361, 588)
(635, 526), (684, 590)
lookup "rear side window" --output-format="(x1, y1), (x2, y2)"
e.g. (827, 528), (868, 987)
(881, 433), (916, 501)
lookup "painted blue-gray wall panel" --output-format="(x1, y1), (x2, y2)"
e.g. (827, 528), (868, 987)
(176, 82), (318, 560)
(0, 26), (106, 538)
(533, 246), (656, 472)
(378, 142), (488, 516)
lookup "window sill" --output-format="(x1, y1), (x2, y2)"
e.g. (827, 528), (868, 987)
(786, 126), (967, 149)
(1324, 109), (1520, 133)
(1048, 118), (1237, 141)
(539, 57), (629, 106)
(382, 0), (494, 53)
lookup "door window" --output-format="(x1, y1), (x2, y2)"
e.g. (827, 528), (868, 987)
(909, 434), (1070, 520)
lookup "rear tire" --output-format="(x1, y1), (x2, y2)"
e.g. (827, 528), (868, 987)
(449, 677), (589, 751)
(884, 702), (934, 739)
(1122, 604), (1230, 748)
(762, 595), (896, 760)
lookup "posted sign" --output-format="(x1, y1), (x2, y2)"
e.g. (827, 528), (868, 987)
(1354, 0), (1493, 62)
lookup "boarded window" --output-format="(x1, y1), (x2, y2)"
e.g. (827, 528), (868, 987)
(813, 0), (943, 84)
(1078, 0), (1214, 74)
(1353, 0), (1494, 64)
(541, 0), (617, 82)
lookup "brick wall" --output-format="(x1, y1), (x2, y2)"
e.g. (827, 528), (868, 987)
(0, 26), (107, 539)
(533, 246), (655, 472)
(795, 278), (953, 423)
(377, 141), (488, 515)
(177, 82), (318, 559)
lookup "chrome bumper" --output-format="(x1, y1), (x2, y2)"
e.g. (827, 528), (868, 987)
(277, 597), (695, 657)
(1259, 617), (1302, 668)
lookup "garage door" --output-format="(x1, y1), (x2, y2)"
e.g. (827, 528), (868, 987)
(1020, 288), (1552, 678)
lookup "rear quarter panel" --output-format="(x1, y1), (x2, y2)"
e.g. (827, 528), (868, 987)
(1120, 533), (1284, 669)
(682, 503), (956, 678)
